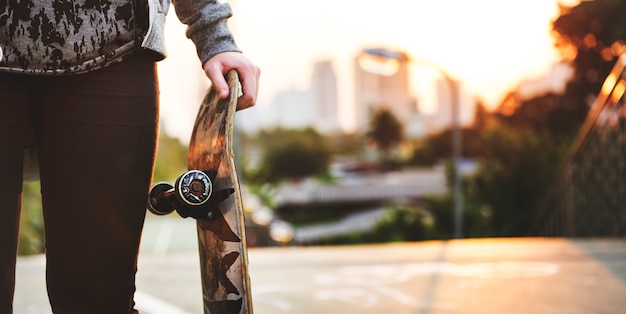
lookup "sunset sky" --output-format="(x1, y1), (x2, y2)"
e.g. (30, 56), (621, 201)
(158, 0), (581, 141)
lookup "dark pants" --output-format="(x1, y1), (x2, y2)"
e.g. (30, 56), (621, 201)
(0, 54), (159, 313)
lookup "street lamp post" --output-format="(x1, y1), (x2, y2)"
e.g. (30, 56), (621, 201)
(358, 48), (463, 238)
(447, 74), (463, 239)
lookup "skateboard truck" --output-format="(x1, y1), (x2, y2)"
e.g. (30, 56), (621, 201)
(148, 170), (234, 219)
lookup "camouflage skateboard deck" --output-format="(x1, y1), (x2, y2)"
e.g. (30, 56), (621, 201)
(148, 70), (253, 313)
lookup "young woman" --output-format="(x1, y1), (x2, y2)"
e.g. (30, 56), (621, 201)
(0, 0), (260, 312)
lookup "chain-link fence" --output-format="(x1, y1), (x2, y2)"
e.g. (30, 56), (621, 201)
(531, 54), (626, 237)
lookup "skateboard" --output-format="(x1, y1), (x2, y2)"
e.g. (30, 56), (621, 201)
(147, 70), (253, 313)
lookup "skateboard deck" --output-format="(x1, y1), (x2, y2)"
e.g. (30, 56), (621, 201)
(148, 70), (253, 313)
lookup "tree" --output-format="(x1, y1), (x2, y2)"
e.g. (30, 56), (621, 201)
(458, 0), (626, 237)
(251, 128), (332, 183)
(501, 92), (583, 140)
(473, 100), (491, 130)
(366, 107), (404, 158)
(468, 126), (564, 236)
(410, 127), (486, 166)
(551, 0), (626, 130)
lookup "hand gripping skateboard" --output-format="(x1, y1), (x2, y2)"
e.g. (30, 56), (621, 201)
(147, 70), (253, 313)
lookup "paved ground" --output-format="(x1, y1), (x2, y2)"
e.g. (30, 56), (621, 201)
(14, 216), (626, 314)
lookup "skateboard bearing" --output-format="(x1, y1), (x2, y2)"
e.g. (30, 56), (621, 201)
(176, 170), (213, 206)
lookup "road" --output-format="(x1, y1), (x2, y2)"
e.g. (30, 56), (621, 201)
(14, 216), (626, 313)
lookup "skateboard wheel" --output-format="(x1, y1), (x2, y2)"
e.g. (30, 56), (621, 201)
(148, 182), (175, 215)
(175, 170), (213, 206)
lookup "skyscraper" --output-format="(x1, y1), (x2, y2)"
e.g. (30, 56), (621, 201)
(429, 78), (475, 131)
(310, 60), (340, 133)
(354, 48), (416, 135)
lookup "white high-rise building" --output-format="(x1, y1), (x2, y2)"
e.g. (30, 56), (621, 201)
(354, 49), (417, 136)
(310, 60), (340, 133)
(428, 79), (476, 131)
(270, 89), (314, 129)
(257, 59), (340, 132)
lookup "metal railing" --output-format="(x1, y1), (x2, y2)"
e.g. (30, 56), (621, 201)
(531, 54), (626, 237)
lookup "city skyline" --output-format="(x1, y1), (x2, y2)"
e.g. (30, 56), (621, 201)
(237, 50), (478, 137)
(158, 0), (580, 142)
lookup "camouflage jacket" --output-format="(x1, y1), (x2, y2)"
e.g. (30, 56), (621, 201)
(0, 0), (239, 74)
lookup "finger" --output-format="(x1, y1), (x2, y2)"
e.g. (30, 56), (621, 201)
(204, 64), (230, 99)
(236, 66), (260, 111)
(237, 94), (254, 111)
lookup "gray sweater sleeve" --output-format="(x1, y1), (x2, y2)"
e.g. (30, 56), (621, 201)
(172, 0), (242, 66)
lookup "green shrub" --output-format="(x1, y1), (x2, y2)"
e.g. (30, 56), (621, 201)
(19, 182), (45, 255)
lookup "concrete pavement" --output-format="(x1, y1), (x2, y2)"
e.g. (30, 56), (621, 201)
(14, 216), (626, 313)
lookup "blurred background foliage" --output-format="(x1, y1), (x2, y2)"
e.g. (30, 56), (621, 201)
(152, 130), (188, 183)
(18, 182), (44, 255)
(243, 127), (333, 184)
